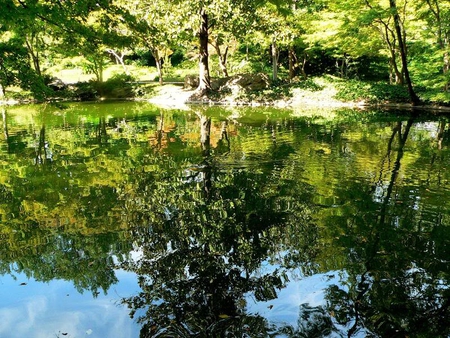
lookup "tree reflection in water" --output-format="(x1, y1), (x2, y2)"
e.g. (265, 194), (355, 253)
(119, 109), (318, 337)
(317, 117), (450, 337)
(120, 112), (450, 337)
(1, 104), (450, 337)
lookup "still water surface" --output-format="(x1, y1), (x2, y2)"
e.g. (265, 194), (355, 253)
(0, 102), (449, 337)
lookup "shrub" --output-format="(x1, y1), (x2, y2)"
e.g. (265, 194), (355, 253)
(95, 74), (137, 98)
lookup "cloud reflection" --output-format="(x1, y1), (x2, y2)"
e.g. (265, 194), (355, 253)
(0, 273), (139, 338)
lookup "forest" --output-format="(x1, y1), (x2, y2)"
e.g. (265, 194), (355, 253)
(1, 0), (450, 105)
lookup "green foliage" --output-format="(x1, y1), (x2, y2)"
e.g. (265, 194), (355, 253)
(97, 73), (138, 98)
(49, 74), (140, 101)
(335, 79), (411, 103)
(414, 87), (450, 105)
(0, 38), (52, 100)
(292, 78), (324, 91)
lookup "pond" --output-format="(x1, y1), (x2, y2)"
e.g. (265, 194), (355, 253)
(0, 101), (449, 337)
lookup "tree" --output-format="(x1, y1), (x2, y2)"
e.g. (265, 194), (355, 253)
(388, 0), (420, 104)
(0, 2), (52, 98)
(7, 0), (129, 86)
(329, 0), (422, 103)
(115, 0), (181, 85)
(411, 0), (450, 91)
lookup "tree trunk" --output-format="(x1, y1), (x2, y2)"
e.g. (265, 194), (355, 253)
(389, 56), (404, 85)
(152, 49), (164, 85)
(212, 42), (229, 77)
(98, 59), (104, 83)
(288, 46), (297, 81)
(389, 0), (421, 105)
(301, 53), (308, 79)
(220, 47), (229, 77)
(25, 36), (41, 77)
(384, 27), (403, 84)
(372, 6), (404, 84)
(337, 58), (346, 78)
(272, 37), (278, 82)
(444, 49), (450, 91)
(197, 8), (211, 93)
(106, 49), (130, 76)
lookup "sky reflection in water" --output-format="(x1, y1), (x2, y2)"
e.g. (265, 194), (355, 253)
(0, 271), (140, 338)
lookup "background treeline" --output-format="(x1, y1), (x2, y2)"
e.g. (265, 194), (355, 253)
(1, 0), (450, 103)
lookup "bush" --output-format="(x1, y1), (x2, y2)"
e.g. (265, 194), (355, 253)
(65, 74), (139, 101)
(95, 74), (137, 98)
(72, 81), (97, 101)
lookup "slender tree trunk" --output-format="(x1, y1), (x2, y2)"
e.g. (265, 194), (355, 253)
(389, 54), (404, 85)
(337, 58), (346, 78)
(0, 83), (4, 99)
(444, 49), (450, 91)
(367, 0), (404, 85)
(301, 53), (308, 79)
(288, 46), (297, 81)
(152, 49), (164, 85)
(272, 37), (278, 81)
(383, 23), (403, 84)
(198, 8), (211, 93)
(215, 44), (229, 77)
(98, 60), (104, 83)
(106, 49), (130, 75)
(25, 36), (41, 77)
(389, 0), (421, 105)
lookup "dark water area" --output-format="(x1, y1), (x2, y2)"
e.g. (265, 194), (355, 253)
(0, 101), (449, 337)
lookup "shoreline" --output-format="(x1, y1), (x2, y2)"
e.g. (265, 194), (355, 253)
(2, 83), (450, 113)
(145, 85), (450, 113)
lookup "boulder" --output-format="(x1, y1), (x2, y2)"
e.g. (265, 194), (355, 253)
(185, 73), (271, 94)
(184, 75), (198, 89)
(211, 77), (228, 90)
(220, 73), (270, 94)
(47, 78), (67, 91)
